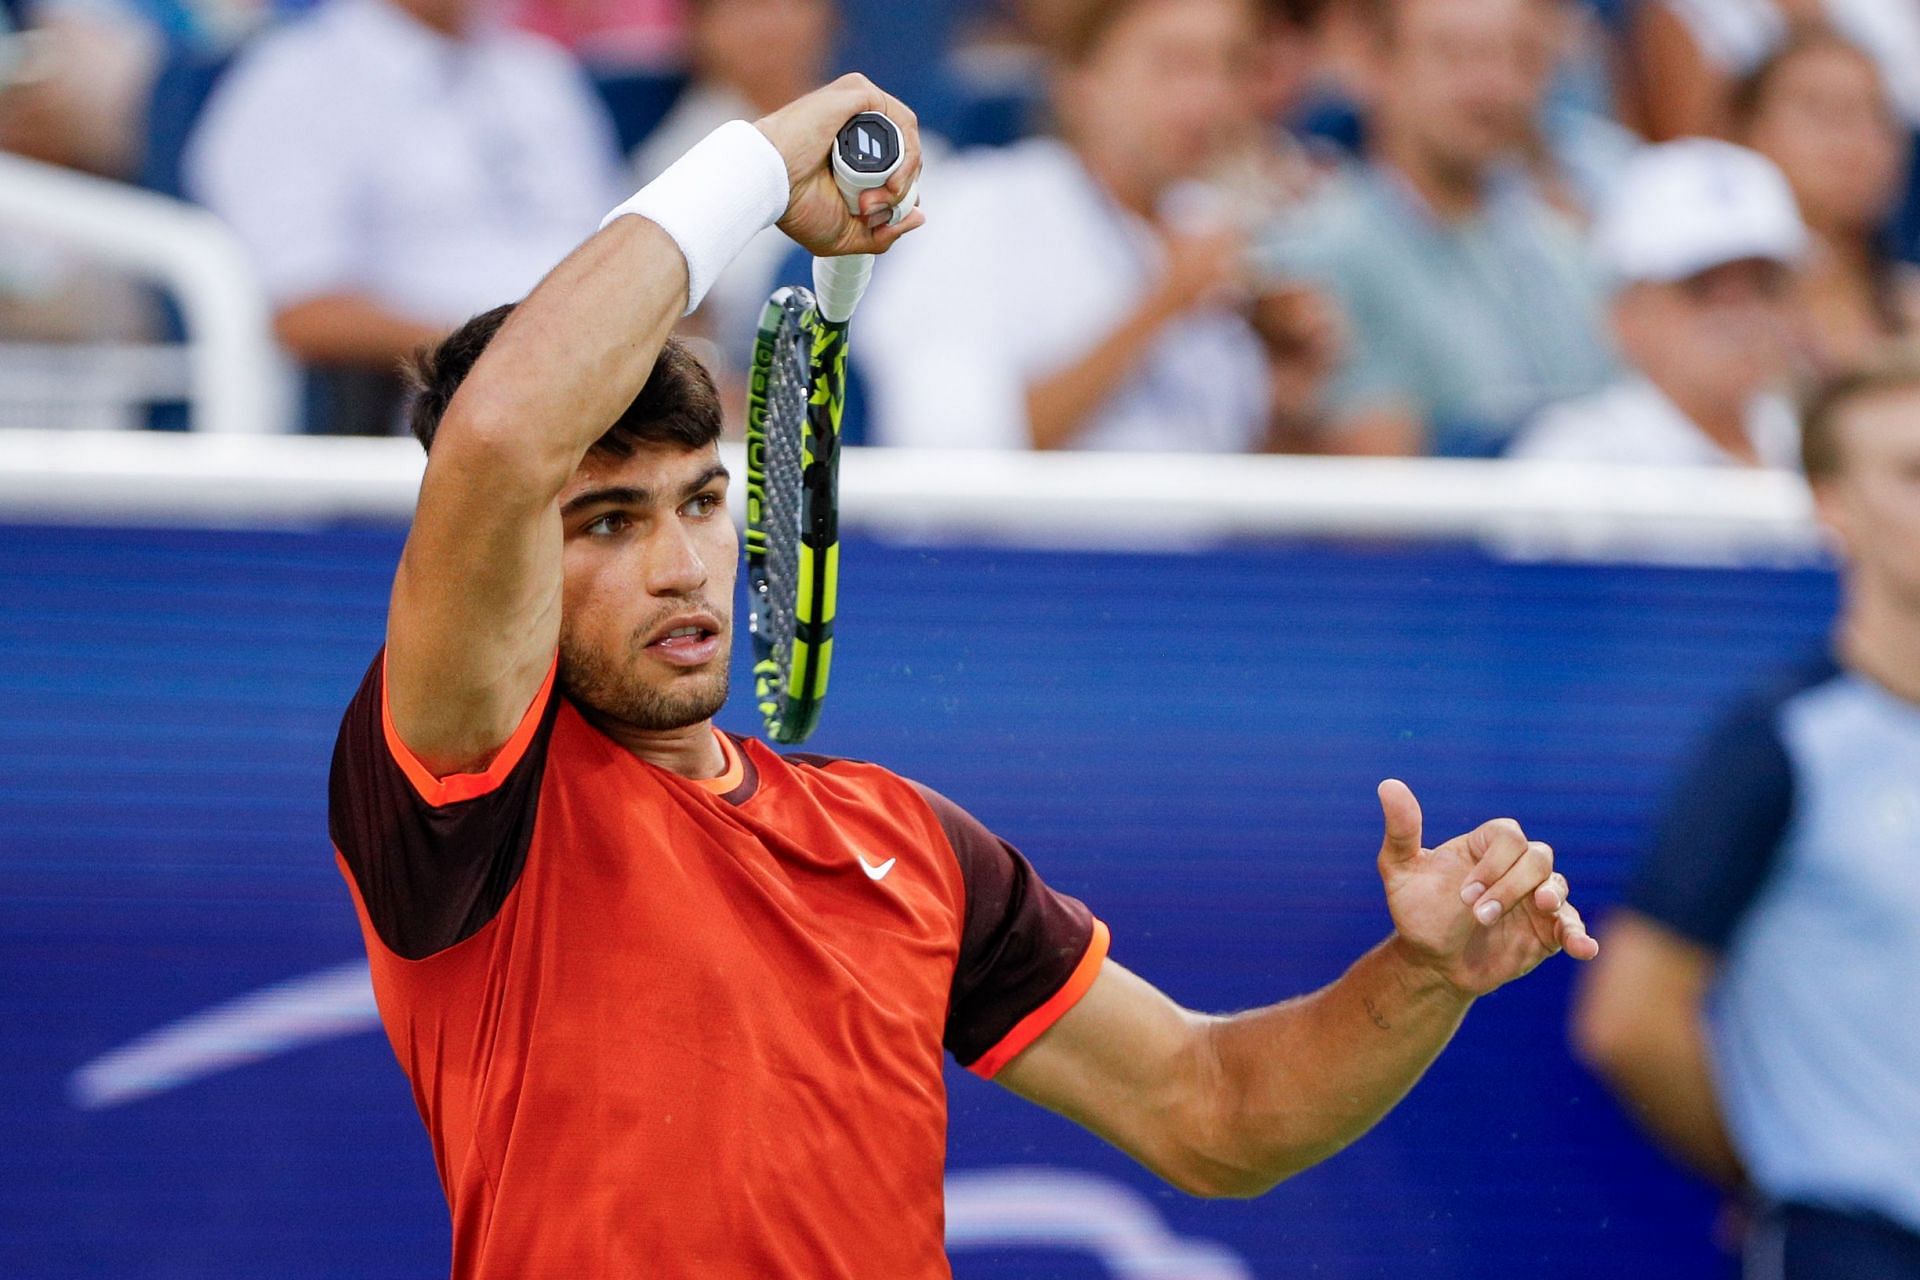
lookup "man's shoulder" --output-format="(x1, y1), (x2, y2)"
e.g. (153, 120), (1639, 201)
(226, 1), (376, 79)
(474, 20), (599, 86)
(753, 740), (913, 796)
(1709, 655), (1845, 761)
(748, 742), (975, 829)
(1508, 380), (1679, 463)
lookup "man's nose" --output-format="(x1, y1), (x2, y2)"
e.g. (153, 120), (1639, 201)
(644, 520), (709, 596)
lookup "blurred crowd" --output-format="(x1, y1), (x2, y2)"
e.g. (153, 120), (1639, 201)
(3, 0), (1920, 449)
(3, 3), (1918, 1276)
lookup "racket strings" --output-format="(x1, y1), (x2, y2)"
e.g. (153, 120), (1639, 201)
(757, 301), (813, 696)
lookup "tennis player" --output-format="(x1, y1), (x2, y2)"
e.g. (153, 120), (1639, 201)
(328, 75), (1598, 1278)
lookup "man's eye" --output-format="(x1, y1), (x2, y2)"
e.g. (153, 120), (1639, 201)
(585, 512), (629, 537)
(685, 493), (720, 517)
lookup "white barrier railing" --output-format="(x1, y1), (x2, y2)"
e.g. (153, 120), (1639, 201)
(0, 154), (291, 435)
(0, 429), (1822, 563)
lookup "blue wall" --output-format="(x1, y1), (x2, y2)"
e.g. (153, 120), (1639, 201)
(0, 521), (1836, 1277)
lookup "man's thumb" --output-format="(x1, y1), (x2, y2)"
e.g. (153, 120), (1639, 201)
(1377, 778), (1424, 863)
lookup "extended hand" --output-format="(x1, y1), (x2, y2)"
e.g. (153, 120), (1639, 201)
(754, 74), (926, 258)
(1376, 779), (1598, 997)
(1150, 227), (1246, 320)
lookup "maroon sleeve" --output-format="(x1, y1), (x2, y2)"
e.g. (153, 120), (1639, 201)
(912, 782), (1109, 1077)
(327, 650), (559, 960)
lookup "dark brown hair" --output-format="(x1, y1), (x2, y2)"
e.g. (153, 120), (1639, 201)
(1731, 25), (1911, 338)
(1801, 346), (1920, 480)
(1729, 22), (1881, 133)
(405, 303), (722, 457)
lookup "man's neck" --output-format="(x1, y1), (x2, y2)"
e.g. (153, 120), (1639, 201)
(390, 0), (469, 39)
(1073, 140), (1161, 220)
(1374, 134), (1487, 223)
(1839, 588), (1920, 706)
(1659, 379), (1761, 465)
(584, 711), (730, 780)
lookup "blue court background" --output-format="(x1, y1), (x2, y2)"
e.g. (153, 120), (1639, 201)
(0, 520), (1836, 1278)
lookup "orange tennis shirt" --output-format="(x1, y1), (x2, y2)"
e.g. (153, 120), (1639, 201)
(327, 652), (1110, 1278)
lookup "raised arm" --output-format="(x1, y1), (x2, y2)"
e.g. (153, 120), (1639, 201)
(998, 781), (1597, 1197)
(384, 76), (923, 775)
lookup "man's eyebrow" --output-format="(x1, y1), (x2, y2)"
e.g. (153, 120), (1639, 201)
(681, 464), (730, 498)
(560, 466), (728, 518)
(560, 485), (650, 517)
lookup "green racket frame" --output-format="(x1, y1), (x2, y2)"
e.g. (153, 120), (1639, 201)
(743, 285), (848, 744)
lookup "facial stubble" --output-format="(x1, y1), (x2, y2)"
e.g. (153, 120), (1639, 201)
(557, 616), (731, 733)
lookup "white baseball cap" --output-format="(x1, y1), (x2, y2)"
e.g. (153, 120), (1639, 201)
(1594, 139), (1809, 286)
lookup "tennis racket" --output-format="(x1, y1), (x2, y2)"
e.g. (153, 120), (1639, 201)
(744, 112), (909, 744)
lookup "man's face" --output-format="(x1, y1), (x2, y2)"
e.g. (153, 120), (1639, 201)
(556, 442), (737, 732)
(1059, 0), (1258, 191)
(1615, 259), (1794, 411)
(694, 0), (836, 96)
(1819, 387), (1920, 610)
(1376, 0), (1535, 182)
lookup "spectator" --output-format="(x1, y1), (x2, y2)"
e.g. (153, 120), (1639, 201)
(1572, 352), (1920, 1278)
(939, 0), (1072, 149)
(861, 0), (1334, 453)
(1277, 0), (1614, 457)
(1510, 140), (1805, 468)
(1628, 0), (1920, 145)
(509, 0), (684, 66)
(631, 0), (835, 368)
(0, 0), (158, 179)
(184, 0), (623, 432)
(1733, 26), (1920, 376)
(1515, 0), (1639, 224)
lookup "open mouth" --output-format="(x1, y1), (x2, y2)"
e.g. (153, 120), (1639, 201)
(644, 619), (723, 666)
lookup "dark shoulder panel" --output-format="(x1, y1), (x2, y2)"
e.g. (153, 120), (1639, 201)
(1627, 659), (1835, 950)
(327, 651), (559, 961)
(909, 781), (1098, 1070)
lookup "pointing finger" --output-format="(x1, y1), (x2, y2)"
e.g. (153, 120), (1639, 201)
(1376, 779), (1424, 865)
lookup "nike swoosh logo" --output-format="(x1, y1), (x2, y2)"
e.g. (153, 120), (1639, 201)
(856, 853), (896, 882)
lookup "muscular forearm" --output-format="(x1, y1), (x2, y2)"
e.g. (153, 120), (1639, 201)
(273, 295), (449, 368)
(435, 216), (689, 495)
(1025, 291), (1180, 450)
(1203, 936), (1471, 1192)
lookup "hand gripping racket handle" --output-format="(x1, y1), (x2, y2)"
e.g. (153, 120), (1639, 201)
(813, 111), (914, 324)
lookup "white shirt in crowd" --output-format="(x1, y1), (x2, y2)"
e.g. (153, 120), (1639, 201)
(185, 0), (622, 327)
(859, 137), (1270, 453)
(1509, 375), (1803, 469)
(632, 83), (794, 369)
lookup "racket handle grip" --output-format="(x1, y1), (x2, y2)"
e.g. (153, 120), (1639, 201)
(831, 111), (905, 217)
(813, 253), (873, 325)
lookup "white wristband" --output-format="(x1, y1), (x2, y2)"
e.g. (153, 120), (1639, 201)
(600, 119), (791, 316)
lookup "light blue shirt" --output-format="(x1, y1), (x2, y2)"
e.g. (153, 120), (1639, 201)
(1634, 660), (1920, 1231)
(1714, 671), (1920, 1231)
(1266, 162), (1615, 456)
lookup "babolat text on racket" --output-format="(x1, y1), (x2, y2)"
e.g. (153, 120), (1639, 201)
(744, 111), (911, 744)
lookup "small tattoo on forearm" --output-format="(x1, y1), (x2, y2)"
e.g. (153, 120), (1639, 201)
(1363, 996), (1391, 1031)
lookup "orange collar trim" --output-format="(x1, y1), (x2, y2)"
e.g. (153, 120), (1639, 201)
(694, 729), (744, 794)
